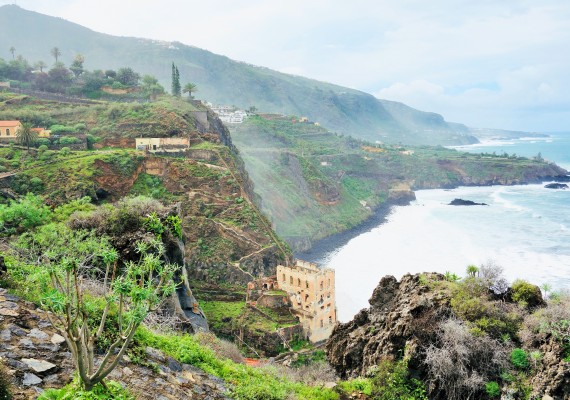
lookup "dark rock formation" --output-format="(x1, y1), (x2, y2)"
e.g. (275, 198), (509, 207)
(448, 198), (488, 206)
(544, 183), (568, 189)
(326, 273), (450, 379)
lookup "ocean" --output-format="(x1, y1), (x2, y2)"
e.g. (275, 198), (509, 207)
(317, 132), (570, 322)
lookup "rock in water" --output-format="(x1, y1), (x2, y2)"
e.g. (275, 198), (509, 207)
(448, 198), (488, 206)
(544, 183), (568, 189)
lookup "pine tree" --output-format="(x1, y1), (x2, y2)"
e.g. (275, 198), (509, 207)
(171, 62), (181, 97)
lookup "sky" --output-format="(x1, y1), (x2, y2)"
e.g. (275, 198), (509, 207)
(3, 0), (570, 132)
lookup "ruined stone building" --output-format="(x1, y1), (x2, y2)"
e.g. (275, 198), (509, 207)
(276, 260), (337, 343)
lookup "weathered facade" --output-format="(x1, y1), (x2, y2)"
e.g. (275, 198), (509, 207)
(277, 260), (337, 343)
(135, 137), (190, 152)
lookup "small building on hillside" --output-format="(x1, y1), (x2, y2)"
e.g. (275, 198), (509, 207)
(135, 137), (190, 152)
(31, 127), (51, 138)
(276, 260), (337, 343)
(0, 120), (21, 140)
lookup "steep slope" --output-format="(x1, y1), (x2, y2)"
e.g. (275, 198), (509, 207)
(0, 4), (478, 146)
(230, 116), (567, 250)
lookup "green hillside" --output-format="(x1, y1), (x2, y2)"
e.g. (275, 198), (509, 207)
(0, 4), (478, 146)
(230, 116), (567, 250)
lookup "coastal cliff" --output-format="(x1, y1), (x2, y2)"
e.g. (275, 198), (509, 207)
(326, 272), (570, 400)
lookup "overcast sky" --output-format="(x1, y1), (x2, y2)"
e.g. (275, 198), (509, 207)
(3, 0), (570, 131)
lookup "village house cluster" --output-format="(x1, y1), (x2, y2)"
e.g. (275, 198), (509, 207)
(206, 103), (248, 124)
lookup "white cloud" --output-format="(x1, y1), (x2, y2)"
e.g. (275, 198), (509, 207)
(7, 0), (570, 130)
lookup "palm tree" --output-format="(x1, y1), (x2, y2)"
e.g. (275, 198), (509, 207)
(182, 82), (198, 99)
(34, 60), (47, 73)
(9, 46), (15, 60)
(51, 47), (61, 64)
(16, 122), (38, 152)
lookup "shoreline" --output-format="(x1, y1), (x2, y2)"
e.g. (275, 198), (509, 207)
(294, 173), (570, 264)
(294, 199), (405, 263)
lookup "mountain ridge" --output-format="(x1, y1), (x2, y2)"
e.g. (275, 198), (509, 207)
(0, 4), (480, 146)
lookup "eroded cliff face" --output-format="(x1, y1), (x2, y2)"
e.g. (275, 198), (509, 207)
(326, 273), (449, 379)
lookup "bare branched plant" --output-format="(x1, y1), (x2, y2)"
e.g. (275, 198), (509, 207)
(424, 318), (509, 400)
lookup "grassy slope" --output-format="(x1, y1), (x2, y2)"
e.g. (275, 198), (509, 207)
(230, 116), (566, 248)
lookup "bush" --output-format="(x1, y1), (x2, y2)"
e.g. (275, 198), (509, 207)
(370, 357), (428, 400)
(38, 144), (49, 153)
(39, 380), (134, 399)
(60, 147), (71, 156)
(0, 193), (51, 236)
(424, 319), (508, 400)
(511, 279), (543, 307)
(59, 136), (82, 145)
(510, 348), (529, 370)
(485, 381), (501, 398)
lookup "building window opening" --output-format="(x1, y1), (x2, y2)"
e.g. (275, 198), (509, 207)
(290, 276), (293, 285)
(329, 316), (333, 325)
(298, 278), (301, 287)
(304, 294), (309, 303)
(320, 281), (323, 291)
(6, 129), (9, 136)
(320, 319), (324, 328)
(282, 273), (285, 282)
(306, 281), (309, 289)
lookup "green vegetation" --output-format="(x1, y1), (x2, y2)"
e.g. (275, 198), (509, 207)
(511, 348), (530, 370)
(231, 116), (563, 248)
(485, 381), (501, 398)
(135, 328), (338, 400)
(370, 357), (428, 400)
(39, 380), (134, 400)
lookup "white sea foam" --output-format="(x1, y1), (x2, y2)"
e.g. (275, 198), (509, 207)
(325, 184), (570, 322)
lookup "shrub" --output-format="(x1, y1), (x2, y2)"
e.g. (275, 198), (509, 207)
(510, 348), (529, 370)
(370, 357), (428, 400)
(38, 144), (49, 153)
(39, 379), (134, 399)
(60, 147), (71, 156)
(0, 193), (51, 236)
(511, 279), (543, 307)
(424, 319), (508, 400)
(485, 381), (501, 398)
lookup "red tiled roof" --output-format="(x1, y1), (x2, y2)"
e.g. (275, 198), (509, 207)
(0, 121), (21, 126)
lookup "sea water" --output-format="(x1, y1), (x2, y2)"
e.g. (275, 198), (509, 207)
(319, 132), (570, 322)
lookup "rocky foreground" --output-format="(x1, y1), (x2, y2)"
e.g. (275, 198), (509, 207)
(326, 273), (570, 400)
(0, 288), (229, 399)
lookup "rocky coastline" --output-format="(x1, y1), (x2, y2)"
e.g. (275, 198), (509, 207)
(296, 172), (569, 260)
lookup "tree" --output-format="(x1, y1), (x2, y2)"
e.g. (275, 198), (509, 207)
(69, 54), (85, 77)
(9, 46), (15, 60)
(16, 122), (38, 151)
(17, 225), (178, 391)
(116, 67), (140, 86)
(141, 74), (165, 99)
(171, 62), (181, 97)
(34, 60), (47, 73)
(182, 82), (197, 99)
(50, 47), (61, 64)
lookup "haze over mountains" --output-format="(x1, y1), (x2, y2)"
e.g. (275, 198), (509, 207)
(0, 5), (539, 145)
